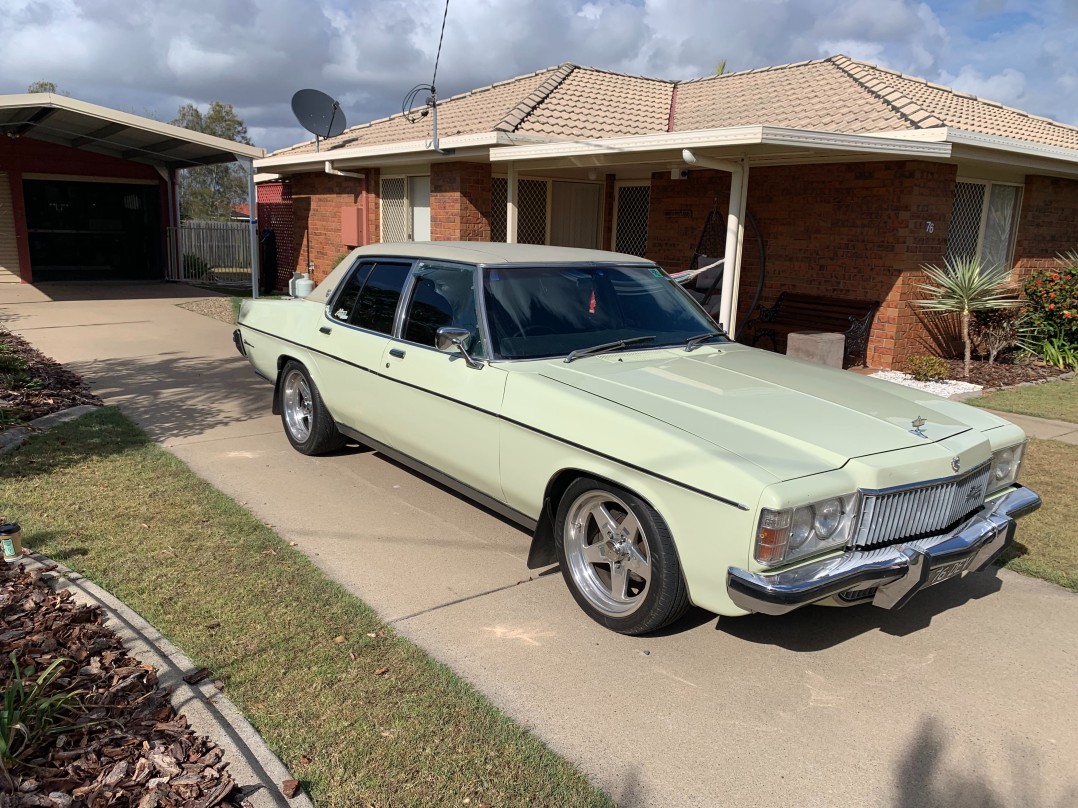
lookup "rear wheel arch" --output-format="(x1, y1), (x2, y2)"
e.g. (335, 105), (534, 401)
(271, 354), (303, 415)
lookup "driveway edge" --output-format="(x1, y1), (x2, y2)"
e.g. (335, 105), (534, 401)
(0, 404), (101, 454)
(20, 552), (314, 808)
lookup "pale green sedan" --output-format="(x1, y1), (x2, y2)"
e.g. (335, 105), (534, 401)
(234, 243), (1040, 635)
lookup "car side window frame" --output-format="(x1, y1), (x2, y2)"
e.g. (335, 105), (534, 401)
(395, 260), (486, 357)
(325, 258), (415, 336)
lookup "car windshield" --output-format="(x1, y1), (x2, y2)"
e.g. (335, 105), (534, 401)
(483, 264), (725, 360)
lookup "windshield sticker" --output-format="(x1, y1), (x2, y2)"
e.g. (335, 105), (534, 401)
(649, 267), (663, 277)
(335, 308), (348, 320)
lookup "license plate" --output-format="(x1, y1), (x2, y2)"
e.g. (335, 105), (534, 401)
(927, 556), (973, 587)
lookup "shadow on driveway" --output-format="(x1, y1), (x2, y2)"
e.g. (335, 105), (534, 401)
(66, 352), (270, 442)
(716, 568), (1004, 650)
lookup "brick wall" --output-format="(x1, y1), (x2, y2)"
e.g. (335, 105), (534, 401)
(256, 181), (294, 291)
(645, 160), (956, 369)
(289, 171), (368, 282)
(431, 162), (491, 241)
(1013, 175), (1078, 281)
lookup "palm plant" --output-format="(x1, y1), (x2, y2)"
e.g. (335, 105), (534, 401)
(914, 256), (1020, 378)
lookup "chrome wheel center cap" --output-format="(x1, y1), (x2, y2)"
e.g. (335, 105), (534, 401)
(604, 536), (630, 561)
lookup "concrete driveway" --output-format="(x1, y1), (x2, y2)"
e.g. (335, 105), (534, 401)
(3, 282), (1077, 808)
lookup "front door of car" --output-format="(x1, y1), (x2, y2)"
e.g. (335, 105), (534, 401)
(380, 261), (507, 500)
(310, 259), (413, 443)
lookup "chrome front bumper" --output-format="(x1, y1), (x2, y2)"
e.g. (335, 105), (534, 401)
(727, 485), (1041, 616)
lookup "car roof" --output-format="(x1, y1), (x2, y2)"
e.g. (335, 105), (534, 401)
(351, 241), (653, 265)
(306, 242), (656, 303)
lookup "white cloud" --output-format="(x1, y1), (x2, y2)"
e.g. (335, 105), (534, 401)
(0, 0), (1074, 152)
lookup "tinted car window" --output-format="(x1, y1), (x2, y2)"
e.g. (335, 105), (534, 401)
(484, 264), (721, 359)
(329, 262), (374, 322)
(348, 262), (411, 334)
(402, 263), (483, 355)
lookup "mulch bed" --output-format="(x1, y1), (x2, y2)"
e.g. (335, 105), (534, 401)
(0, 331), (101, 425)
(0, 559), (249, 807)
(939, 358), (1069, 389)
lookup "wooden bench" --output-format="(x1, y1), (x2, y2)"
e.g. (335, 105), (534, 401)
(739, 292), (879, 367)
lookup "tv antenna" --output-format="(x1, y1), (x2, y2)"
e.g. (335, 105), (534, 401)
(401, 0), (453, 154)
(291, 89), (347, 152)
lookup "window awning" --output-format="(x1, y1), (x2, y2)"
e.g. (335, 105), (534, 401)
(0, 93), (264, 170)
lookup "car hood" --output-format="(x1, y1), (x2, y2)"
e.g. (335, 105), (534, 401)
(535, 344), (1000, 480)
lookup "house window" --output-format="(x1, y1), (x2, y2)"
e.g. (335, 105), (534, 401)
(946, 180), (1022, 271)
(491, 176), (602, 248)
(612, 181), (651, 257)
(380, 175), (430, 242)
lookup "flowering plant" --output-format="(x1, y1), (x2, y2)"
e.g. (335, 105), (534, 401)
(1024, 252), (1078, 341)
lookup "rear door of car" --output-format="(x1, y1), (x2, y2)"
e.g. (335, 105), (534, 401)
(310, 258), (413, 442)
(379, 260), (507, 500)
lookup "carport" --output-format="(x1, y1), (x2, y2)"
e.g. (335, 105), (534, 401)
(0, 93), (264, 294)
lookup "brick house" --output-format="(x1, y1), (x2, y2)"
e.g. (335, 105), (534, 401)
(255, 55), (1078, 370)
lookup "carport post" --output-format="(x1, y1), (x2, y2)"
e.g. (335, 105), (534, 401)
(506, 162), (518, 244)
(237, 156), (259, 299)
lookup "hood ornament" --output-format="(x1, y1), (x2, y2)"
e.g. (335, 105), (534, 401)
(909, 415), (929, 439)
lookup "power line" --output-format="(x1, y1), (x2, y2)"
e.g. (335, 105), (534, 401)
(431, 0), (450, 92)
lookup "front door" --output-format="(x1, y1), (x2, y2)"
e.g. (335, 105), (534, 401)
(380, 261), (506, 500)
(409, 176), (431, 241)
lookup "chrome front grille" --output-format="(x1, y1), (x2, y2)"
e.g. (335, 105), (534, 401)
(851, 462), (992, 550)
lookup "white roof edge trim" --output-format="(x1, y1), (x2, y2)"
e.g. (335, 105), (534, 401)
(257, 131), (513, 169)
(0, 93), (264, 158)
(487, 126), (951, 162)
(945, 129), (1078, 165)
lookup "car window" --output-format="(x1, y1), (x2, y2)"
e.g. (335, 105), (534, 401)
(346, 262), (411, 334)
(329, 262), (375, 323)
(483, 264), (721, 359)
(402, 263), (484, 356)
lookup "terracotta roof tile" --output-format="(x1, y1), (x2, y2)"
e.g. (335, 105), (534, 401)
(271, 67), (560, 156)
(514, 67), (673, 138)
(271, 54), (1078, 158)
(838, 57), (1078, 150)
(673, 60), (915, 134)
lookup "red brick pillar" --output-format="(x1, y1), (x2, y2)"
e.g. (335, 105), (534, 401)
(431, 162), (492, 241)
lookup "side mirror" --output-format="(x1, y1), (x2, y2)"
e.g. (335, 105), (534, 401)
(435, 326), (471, 353)
(435, 327), (483, 369)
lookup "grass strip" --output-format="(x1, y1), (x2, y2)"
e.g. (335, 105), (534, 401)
(0, 408), (612, 808)
(998, 438), (1078, 592)
(970, 378), (1078, 425)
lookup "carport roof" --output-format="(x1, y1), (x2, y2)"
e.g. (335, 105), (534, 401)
(0, 93), (264, 169)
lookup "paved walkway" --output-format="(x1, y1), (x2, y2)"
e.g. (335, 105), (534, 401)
(3, 283), (1077, 808)
(981, 409), (1078, 445)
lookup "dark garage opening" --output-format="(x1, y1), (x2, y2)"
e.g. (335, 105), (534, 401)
(24, 179), (161, 281)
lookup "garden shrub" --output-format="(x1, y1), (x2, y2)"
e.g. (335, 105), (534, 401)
(182, 254), (209, 279)
(906, 355), (949, 383)
(1024, 253), (1078, 341)
(972, 307), (1025, 364)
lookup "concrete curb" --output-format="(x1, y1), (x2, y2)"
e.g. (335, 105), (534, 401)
(0, 404), (101, 454)
(19, 553), (314, 808)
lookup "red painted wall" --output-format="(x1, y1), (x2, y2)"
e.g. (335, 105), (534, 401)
(0, 136), (167, 282)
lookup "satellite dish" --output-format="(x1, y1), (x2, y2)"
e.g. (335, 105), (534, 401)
(291, 89), (347, 151)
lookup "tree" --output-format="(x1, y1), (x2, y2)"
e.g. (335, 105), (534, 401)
(27, 80), (63, 94)
(914, 256), (1020, 378)
(171, 101), (254, 220)
(714, 60), (728, 76)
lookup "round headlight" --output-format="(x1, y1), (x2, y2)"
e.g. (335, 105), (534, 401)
(994, 448), (1015, 481)
(789, 506), (814, 548)
(813, 499), (843, 538)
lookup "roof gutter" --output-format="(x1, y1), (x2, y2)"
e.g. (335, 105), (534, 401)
(486, 125), (952, 163)
(256, 131), (548, 171)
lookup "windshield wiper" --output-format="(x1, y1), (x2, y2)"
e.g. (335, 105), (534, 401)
(683, 331), (727, 352)
(564, 336), (656, 363)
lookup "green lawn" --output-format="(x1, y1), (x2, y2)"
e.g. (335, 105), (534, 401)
(970, 378), (1078, 424)
(1000, 438), (1078, 592)
(0, 408), (611, 808)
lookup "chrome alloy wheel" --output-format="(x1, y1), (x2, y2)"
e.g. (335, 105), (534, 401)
(281, 368), (314, 443)
(563, 490), (652, 617)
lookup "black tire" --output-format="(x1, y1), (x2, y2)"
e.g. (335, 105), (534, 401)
(278, 361), (345, 455)
(554, 477), (689, 635)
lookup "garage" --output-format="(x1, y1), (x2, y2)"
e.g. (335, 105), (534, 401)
(0, 93), (263, 284)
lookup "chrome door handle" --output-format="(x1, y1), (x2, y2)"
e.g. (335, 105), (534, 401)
(389, 348), (406, 359)
(319, 326), (332, 335)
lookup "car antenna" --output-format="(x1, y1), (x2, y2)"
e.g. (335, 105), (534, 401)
(401, 0), (454, 155)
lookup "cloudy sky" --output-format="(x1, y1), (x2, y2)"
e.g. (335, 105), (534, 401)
(1, 0), (1075, 153)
